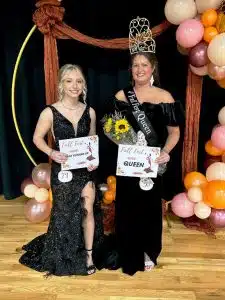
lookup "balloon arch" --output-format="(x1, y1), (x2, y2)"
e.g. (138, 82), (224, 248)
(13, 0), (225, 233)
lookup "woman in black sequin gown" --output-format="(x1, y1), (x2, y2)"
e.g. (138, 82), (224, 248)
(105, 51), (184, 276)
(19, 64), (104, 276)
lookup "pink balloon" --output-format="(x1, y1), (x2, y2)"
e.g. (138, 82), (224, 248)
(171, 192), (195, 218)
(24, 198), (51, 223)
(190, 64), (208, 76)
(21, 177), (34, 194)
(211, 125), (225, 150)
(32, 163), (51, 189)
(176, 19), (204, 48)
(209, 208), (225, 228)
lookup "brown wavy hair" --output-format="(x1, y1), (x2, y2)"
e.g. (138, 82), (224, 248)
(130, 52), (161, 87)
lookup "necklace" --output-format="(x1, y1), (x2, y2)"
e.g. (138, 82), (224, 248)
(61, 101), (80, 110)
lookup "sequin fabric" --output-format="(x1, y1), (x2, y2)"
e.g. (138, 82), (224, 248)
(19, 105), (104, 276)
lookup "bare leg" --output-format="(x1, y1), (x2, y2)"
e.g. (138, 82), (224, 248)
(81, 181), (95, 274)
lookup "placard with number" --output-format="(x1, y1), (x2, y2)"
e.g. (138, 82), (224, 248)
(116, 144), (160, 178)
(59, 135), (99, 171)
(58, 171), (73, 183)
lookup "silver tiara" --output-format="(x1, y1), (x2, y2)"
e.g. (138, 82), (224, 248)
(129, 16), (156, 55)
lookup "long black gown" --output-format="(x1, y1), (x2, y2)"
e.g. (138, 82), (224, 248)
(111, 98), (184, 275)
(19, 105), (105, 276)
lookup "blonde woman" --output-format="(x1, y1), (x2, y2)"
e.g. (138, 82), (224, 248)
(19, 64), (104, 276)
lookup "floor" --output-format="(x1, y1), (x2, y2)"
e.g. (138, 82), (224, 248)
(1, 196), (225, 300)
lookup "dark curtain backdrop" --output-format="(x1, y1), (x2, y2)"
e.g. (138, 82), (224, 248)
(1, 1), (223, 200)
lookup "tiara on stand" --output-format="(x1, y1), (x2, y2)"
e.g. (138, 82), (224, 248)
(129, 16), (156, 55)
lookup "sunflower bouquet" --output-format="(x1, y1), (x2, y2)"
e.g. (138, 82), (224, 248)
(102, 111), (137, 145)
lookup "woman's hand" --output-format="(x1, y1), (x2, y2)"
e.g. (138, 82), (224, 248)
(155, 150), (170, 165)
(87, 165), (98, 172)
(50, 150), (68, 164)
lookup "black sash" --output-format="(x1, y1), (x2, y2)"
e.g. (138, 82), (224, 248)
(123, 86), (159, 146)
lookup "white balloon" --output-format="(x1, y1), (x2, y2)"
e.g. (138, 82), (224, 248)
(165, 0), (197, 25)
(194, 201), (211, 219)
(190, 64), (208, 76)
(218, 106), (225, 125)
(206, 162), (225, 181)
(34, 188), (49, 203)
(208, 33), (225, 67)
(195, 0), (223, 13)
(187, 187), (203, 203)
(24, 184), (38, 198)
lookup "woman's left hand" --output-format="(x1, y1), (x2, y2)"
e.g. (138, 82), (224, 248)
(155, 150), (170, 164)
(87, 165), (98, 172)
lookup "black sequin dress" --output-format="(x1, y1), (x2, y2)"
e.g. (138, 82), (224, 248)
(19, 105), (104, 276)
(110, 99), (184, 276)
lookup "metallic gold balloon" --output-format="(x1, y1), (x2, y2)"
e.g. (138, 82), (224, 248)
(209, 208), (225, 228)
(208, 62), (225, 80)
(189, 41), (209, 67)
(24, 198), (51, 223)
(32, 163), (51, 189)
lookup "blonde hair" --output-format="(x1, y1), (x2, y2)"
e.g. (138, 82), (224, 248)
(58, 64), (87, 103)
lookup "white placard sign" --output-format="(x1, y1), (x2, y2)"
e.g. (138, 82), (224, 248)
(59, 135), (99, 171)
(116, 145), (160, 178)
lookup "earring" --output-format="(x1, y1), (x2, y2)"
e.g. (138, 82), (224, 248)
(150, 75), (154, 86)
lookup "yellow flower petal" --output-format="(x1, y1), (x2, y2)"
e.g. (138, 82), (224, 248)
(115, 119), (129, 134)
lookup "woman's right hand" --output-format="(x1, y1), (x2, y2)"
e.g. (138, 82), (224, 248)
(50, 150), (68, 164)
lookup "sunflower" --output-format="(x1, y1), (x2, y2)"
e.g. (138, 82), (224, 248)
(114, 119), (129, 134)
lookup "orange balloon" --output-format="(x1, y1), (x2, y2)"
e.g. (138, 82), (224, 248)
(217, 77), (225, 88)
(203, 180), (225, 209)
(205, 140), (224, 156)
(107, 176), (116, 185)
(201, 9), (218, 27)
(203, 26), (218, 43)
(103, 197), (114, 205)
(184, 171), (208, 190)
(108, 182), (116, 191)
(104, 190), (115, 202)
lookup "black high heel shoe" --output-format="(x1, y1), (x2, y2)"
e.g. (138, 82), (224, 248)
(86, 249), (96, 275)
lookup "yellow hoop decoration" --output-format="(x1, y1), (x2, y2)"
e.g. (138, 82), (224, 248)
(11, 25), (37, 166)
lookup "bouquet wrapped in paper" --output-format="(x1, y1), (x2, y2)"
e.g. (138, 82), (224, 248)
(102, 111), (158, 190)
(102, 111), (137, 145)
(102, 111), (167, 189)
